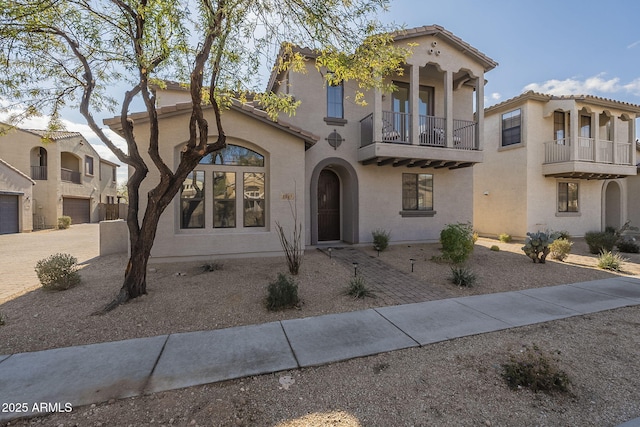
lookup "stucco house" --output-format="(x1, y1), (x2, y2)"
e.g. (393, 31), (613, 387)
(105, 24), (497, 261)
(0, 126), (119, 230)
(474, 92), (640, 239)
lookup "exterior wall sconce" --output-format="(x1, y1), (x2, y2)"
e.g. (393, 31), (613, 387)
(483, 191), (490, 196)
(352, 262), (358, 277)
(410, 258), (415, 272)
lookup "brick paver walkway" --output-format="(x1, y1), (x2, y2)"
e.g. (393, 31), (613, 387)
(318, 246), (452, 305)
(0, 224), (100, 303)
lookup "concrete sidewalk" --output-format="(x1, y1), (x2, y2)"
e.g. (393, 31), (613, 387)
(1, 276), (640, 423)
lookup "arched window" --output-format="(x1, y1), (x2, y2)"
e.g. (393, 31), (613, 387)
(181, 144), (266, 229)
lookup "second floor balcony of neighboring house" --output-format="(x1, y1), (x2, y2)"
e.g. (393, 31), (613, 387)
(60, 151), (82, 184)
(542, 107), (638, 179)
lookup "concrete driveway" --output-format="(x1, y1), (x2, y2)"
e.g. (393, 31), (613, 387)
(0, 224), (100, 303)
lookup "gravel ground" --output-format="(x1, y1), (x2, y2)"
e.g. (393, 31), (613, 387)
(1, 237), (639, 426)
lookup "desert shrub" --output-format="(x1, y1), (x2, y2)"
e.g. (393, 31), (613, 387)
(604, 225), (617, 234)
(276, 219), (303, 276)
(549, 238), (573, 261)
(557, 230), (571, 241)
(449, 266), (476, 287)
(522, 231), (559, 264)
(490, 245), (500, 252)
(201, 261), (223, 272)
(371, 229), (391, 252)
(597, 250), (626, 271)
(617, 238), (640, 254)
(498, 233), (512, 243)
(472, 231), (479, 243)
(57, 216), (72, 229)
(440, 223), (475, 264)
(34, 253), (81, 291)
(266, 273), (299, 311)
(345, 275), (375, 299)
(584, 231), (618, 254)
(502, 345), (570, 393)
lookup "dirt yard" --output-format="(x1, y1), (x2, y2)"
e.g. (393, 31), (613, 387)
(1, 237), (639, 426)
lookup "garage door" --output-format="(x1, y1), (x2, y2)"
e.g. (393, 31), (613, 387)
(63, 197), (91, 225)
(0, 194), (19, 234)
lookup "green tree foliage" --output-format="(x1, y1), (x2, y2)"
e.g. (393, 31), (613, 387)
(0, 0), (410, 311)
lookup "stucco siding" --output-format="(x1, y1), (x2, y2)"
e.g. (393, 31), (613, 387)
(129, 108), (307, 262)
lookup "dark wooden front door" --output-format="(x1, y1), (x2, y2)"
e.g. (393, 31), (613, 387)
(318, 169), (340, 241)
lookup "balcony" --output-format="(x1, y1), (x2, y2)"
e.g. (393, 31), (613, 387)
(61, 168), (81, 184)
(543, 137), (636, 179)
(30, 165), (47, 180)
(359, 111), (482, 169)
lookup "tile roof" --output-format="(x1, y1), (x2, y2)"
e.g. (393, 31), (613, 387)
(486, 90), (640, 114)
(103, 97), (319, 147)
(22, 129), (84, 140)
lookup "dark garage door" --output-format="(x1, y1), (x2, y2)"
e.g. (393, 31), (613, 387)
(63, 197), (91, 225)
(0, 194), (19, 234)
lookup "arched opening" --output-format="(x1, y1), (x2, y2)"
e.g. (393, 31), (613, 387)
(60, 152), (81, 183)
(30, 147), (47, 180)
(310, 158), (359, 245)
(604, 181), (621, 230)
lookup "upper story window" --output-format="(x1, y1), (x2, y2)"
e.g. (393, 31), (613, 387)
(501, 109), (521, 146)
(84, 156), (94, 176)
(112, 166), (117, 182)
(327, 81), (344, 119)
(580, 114), (591, 138)
(554, 111), (568, 141)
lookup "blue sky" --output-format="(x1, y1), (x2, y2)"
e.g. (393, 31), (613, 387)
(3, 0), (639, 182)
(386, 0), (640, 107)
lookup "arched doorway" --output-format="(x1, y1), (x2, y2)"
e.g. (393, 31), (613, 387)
(310, 158), (359, 245)
(318, 169), (340, 241)
(604, 181), (621, 230)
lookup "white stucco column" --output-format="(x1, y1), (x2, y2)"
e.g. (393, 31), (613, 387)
(570, 107), (579, 160)
(373, 87), (382, 143)
(475, 76), (485, 150)
(409, 63), (420, 145)
(611, 115), (618, 164)
(630, 117), (637, 166)
(444, 69), (453, 148)
(593, 111), (600, 162)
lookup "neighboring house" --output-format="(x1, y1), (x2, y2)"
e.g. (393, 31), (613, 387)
(0, 125), (119, 230)
(0, 158), (34, 234)
(105, 25), (498, 261)
(474, 92), (640, 239)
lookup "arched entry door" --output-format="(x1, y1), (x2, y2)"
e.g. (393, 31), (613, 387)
(604, 181), (621, 230)
(318, 169), (340, 241)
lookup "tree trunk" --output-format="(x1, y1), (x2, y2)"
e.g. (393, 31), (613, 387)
(94, 196), (164, 314)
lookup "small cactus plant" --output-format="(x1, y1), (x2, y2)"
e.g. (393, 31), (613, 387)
(522, 231), (560, 264)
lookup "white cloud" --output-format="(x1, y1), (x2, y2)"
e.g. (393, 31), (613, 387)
(628, 40), (640, 49)
(522, 73), (639, 97)
(491, 93), (501, 101)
